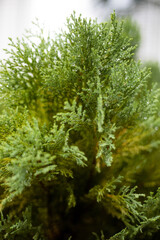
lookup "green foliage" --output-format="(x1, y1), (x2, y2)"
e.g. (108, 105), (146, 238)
(122, 17), (141, 55)
(0, 12), (160, 240)
(144, 61), (160, 89)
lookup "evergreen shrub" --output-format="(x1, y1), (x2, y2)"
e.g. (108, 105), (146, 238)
(0, 12), (160, 240)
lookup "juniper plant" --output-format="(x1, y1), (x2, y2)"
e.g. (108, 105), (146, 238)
(0, 12), (160, 240)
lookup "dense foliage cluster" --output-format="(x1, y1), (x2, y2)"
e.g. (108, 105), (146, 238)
(0, 12), (160, 240)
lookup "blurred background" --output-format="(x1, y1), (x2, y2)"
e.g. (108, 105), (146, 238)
(0, 0), (160, 64)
